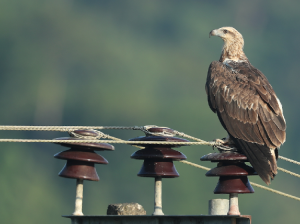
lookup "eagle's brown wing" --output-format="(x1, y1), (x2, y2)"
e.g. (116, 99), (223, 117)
(206, 61), (286, 184)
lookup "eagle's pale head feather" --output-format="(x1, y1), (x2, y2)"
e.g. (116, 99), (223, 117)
(209, 27), (248, 62)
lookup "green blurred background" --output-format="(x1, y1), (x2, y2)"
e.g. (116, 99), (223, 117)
(0, 0), (299, 223)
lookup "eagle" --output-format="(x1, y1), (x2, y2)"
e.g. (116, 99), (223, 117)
(206, 27), (286, 185)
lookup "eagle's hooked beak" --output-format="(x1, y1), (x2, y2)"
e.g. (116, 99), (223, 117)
(209, 29), (217, 38)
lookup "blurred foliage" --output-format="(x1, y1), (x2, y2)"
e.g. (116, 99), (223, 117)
(0, 0), (299, 223)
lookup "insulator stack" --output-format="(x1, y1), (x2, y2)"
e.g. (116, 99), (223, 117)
(200, 152), (257, 215)
(129, 127), (188, 215)
(54, 130), (114, 215)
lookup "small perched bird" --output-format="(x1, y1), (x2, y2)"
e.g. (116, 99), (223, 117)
(206, 27), (286, 185)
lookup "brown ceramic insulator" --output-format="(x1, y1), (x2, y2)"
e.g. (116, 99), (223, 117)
(200, 152), (248, 162)
(201, 152), (257, 195)
(128, 136), (189, 148)
(214, 176), (254, 194)
(137, 159), (179, 178)
(54, 137), (115, 151)
(130, 127), (188, 179)
(54, 149), (108, 164)
(131, 147), (186, 161)
(205, 163), (257, 176)
(58, 160), (100, 181)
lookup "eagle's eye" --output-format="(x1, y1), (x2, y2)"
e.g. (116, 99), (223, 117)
(223, 29), (228, 34)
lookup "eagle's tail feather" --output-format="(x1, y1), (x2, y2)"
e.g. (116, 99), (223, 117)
(232, 138), (277, 185)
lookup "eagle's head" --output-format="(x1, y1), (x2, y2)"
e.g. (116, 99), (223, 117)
(209, 27), (247, 62)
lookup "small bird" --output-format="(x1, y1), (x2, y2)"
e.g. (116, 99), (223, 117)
(206, 27), (286, 184)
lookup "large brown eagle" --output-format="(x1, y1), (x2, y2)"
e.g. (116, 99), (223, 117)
(206, 27), (286, 185)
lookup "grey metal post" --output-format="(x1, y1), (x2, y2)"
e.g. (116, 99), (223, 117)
(208, 199), (229, 215)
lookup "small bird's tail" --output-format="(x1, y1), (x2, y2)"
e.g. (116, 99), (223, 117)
(232, 138), (277, 185)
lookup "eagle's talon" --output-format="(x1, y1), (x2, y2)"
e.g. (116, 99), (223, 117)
(214, 138), (228, 145)
(213, 136), (238, 152)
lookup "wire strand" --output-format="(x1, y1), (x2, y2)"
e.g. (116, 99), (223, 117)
(278, 167), (300, 178)
(278, 156), (300, 166)
(0, 138), (214, 145)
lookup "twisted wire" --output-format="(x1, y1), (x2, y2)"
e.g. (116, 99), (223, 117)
(0, 125), (126, 131)
(278, 167), (300, 178)
(0, 139), (214, 145)
(278, 156), (300, 166)
(249, 182), (300, 202)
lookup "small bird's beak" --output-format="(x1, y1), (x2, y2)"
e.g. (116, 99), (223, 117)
(209, 30), (216, 38)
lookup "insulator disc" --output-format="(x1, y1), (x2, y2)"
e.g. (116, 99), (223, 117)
(54, 137), (115, 151)
(137, 159), (179, 178)
(131, 147), (186, 160)
(58, 160), (99, 181)
(54, 149), (108, 164)
(128, 136), (189, 148)
(214, 176), (254, 194)
(201, 152), (248, 162)
(205, 163), (257, 176)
